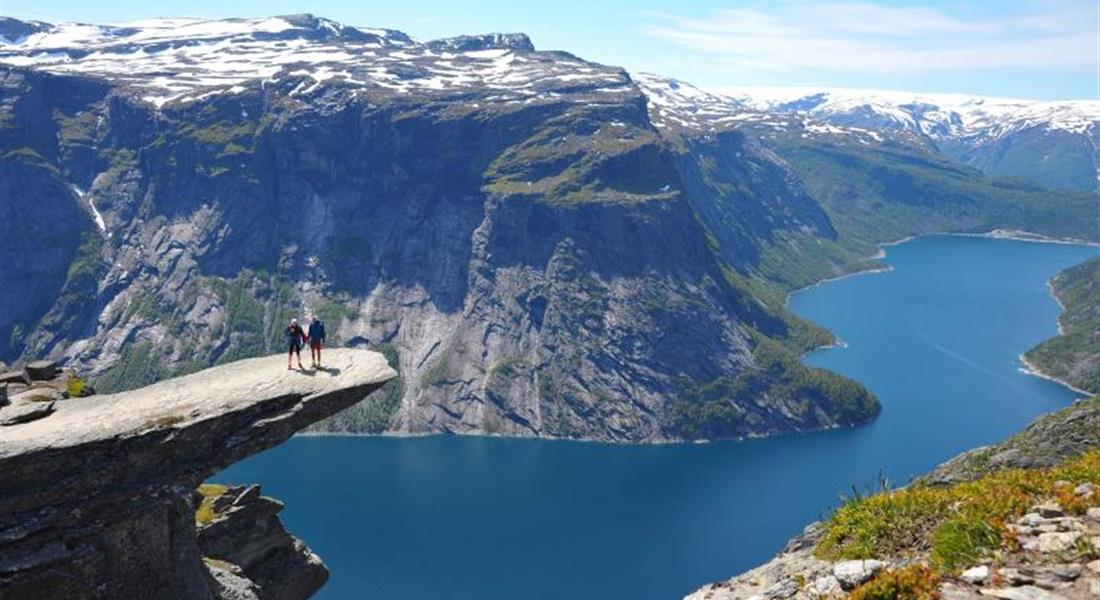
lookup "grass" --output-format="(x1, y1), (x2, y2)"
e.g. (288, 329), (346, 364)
(815, 449), (1100, 573)
(195, 483), (229, 526)
(847, 565), (941, 600)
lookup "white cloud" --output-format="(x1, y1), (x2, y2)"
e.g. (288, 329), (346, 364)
(640, 2), (1099, 74)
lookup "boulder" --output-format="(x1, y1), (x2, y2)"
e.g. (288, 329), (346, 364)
(1034, 503), (1064, 518)
(0, 383), (7, 406)
(0, 400), (55, 426)
(833, 559), (887, 589)
(25, 360), (57, 381)
(1035, 531), (1080, 553)
(0, 370), (29, 386)
(961, 565), (990, 584)
(0, 349), (395, 600)
(197, 485), (329, 600)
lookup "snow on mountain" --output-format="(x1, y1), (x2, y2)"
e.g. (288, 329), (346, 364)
(0, 15), (632, 108)
(720, 86), (1099, 142)
(634, 74), (888, 145)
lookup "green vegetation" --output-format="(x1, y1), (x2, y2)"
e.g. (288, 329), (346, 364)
(194, 483), (229, 526)
(66, 376), (87, 398)
(772, 139), (1100, 244)
(847, 565), (940, 600)
(95, 342), (170, 393)
(816, 448), (1100, 573)
(669, 337), (878, 440)
(484, 114), (678, 204)
(1025, 258), (1100, 394)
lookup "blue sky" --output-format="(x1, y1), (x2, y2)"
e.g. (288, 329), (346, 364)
(3, 0), (1098, 99)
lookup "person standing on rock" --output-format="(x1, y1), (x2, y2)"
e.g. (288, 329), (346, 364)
(284, 318), (307, 370)
(307, 315), (326, 368)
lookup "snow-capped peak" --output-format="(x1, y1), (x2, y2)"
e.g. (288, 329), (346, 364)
(0, 15), (634, 109)
(716, 86), (1099, 139)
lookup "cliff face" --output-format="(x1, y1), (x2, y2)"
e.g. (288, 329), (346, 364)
(0, 349), (396, 599)
(0, 18), (879, 442)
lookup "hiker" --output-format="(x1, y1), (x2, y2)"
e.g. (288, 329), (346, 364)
(307, 315), (326, 368)
(284, 318), (307, 370)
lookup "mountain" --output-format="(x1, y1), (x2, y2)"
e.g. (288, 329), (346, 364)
(0, 15), (1094, 442)
(722, 85), (1100, 192)
(1025, 258), (1100, 395)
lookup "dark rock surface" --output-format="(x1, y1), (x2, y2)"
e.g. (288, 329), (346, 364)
(197, 485), (328, 600)
(25, 360), (57, 381)
(0, 349), (395, 599)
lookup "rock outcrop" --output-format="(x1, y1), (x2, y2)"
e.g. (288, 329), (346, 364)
(685, 398), (1100, 600)
(922, 397), (1100, 486)
(0, 348), (396, 599)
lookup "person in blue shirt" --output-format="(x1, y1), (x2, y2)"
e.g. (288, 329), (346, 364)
(307, 315), (326, 368)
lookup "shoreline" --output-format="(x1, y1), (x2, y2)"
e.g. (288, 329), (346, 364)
(1017, 352), (1092, 397)
(785, 227), (1098, 307)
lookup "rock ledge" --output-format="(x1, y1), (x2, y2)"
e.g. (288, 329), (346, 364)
(0, 349), (395, 599)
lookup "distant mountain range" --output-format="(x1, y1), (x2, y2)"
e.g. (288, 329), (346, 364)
(0, 15), (1095, 442)
(639, 77), (1100, 192)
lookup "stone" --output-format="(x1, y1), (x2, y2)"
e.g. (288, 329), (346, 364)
(961, 565), (990, 584)
(1000, 569), (1036, 586)
(979, 586), (1070, 600)
(197, 485), (328, 600)
(0, 382), (7, 406)
(833, 560), (886, 590)
(812, 575), (843, 597)
(941, 581), (985, 598)
(0, 349), (395, 600)
(0, 400), (55, 426)
(10, 387), (64, 405)
(1019, 513), (1044, 526)
(1034, 503), (1064, 518)
(1073, 483), (1094, 497)
(1087, 507), (1100, 521)
(1040, 565), (1081, 581)
(941, 583), (985, 600)
(1086, 560), (1099, 574)
(0, 370), (30, 386)
(762, 579), (799, 599)
(207, 560), (262, 600)
(1035, 531), (1080, 553)
(25, 360), (57, 381)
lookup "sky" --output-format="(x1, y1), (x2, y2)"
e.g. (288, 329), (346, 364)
(2, 0), (1098, 100)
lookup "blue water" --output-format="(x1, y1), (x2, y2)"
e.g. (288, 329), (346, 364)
(219, 235), (1097, 600)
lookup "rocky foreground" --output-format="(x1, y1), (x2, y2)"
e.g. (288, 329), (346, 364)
(0, 349), (395, 599)
(687, 397), (1100, 600)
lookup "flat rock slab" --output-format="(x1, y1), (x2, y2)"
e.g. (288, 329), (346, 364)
(1, 348), (395, 458)
(0, 401), (55, 426)
(25, 360), (57, 381)
(0, 370), (29, 385)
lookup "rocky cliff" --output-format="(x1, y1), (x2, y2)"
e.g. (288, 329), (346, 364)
(685, 397), (1100, 600)
(0, 348), (396, 599)
(1, 15), (1094, 442)
(0, 15), (885, 443)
